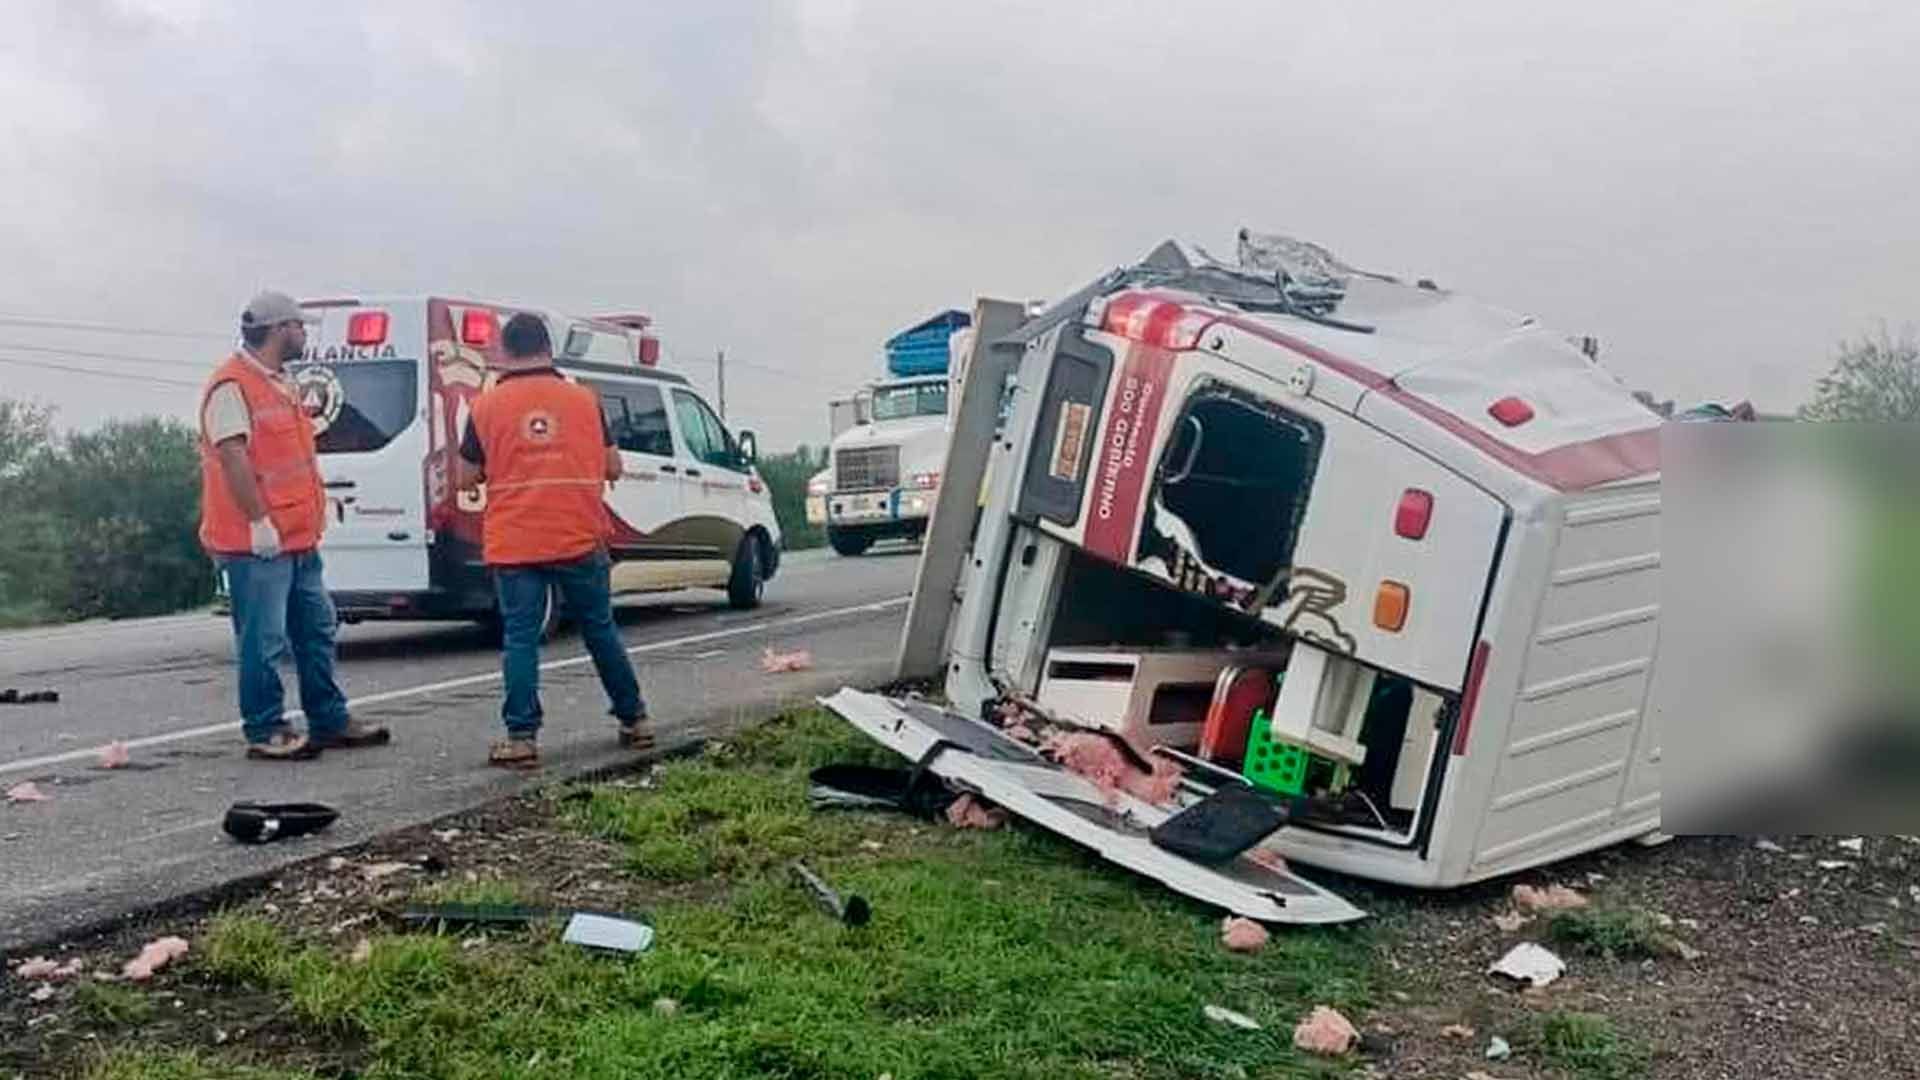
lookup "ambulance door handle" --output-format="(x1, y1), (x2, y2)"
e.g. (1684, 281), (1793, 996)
(1163, 416), (1204, 485)
(324, 480), (357, 490)
(684, 468), (703, 478)
(658, 464), (678, 475)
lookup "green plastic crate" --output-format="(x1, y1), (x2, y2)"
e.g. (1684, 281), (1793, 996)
(1243, 708), (1311, 796)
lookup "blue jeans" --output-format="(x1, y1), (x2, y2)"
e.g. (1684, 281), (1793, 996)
(494, 550), (644, 738)
(219, 551), (351, 744)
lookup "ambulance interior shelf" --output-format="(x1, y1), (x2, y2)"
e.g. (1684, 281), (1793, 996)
(1025, 547), (1447, 844)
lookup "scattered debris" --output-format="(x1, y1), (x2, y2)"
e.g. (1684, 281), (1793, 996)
(97, 741), (131, 769)
(122, 936), (190, 982)
(1489, 943), (1567, 989)
(1039, 731), (1183, 807)
(0, 689), (59, 705)
(1511, 884), (1588, 915)
(1860, 922), (1890, 937)
(1220, 917), (1270, 954)
(944, 793), (1008, 831)
(1487, 1035), (1513, 1061)
(1656, 936), (1705, 962)
(790, 860), (872, 927)
(432, 829), (463, 843)
(5, 781), (51, 804)
(1204, 1004), (1262, 1031)
(1837, 837), (1865, 854)
(1292, 1006), (1360, 1056)
(348, 938), (373, 965)
(561, 913), (654, 955)
(28, 984), (55, 1003)
(1491, 910), (1532, 934)
(222, 801), (339, 844)
(1754, 839), (1786, 853)
(1441, 1023), (1477, 1040)
(1816, 860), (1855, 872)
(13, 957), (83, 981)
(760, 647), (814, 674)
(653, 998), (680, 1017)
(362, 861), (416, 881)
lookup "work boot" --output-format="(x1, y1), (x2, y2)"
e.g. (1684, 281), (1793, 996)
(617, 717), (656, 752)
(488, 736), (540, 770)
(245, 728), (321, 762)
(311, 719), (392, 750)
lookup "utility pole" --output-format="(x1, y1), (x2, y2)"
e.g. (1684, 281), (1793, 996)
(717, 348), (727, 420)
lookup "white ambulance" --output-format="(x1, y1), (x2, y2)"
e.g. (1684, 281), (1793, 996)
(274, 296), (782, 635)
(828, 232), (1664, 924)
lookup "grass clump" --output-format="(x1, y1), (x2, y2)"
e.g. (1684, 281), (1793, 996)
(73, 980), (156, 1027)
(1520, 1010), (1653, 1080)
(1547, 906), (1667, 960)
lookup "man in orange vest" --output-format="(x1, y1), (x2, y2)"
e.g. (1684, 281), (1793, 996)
(199, 291), (392, 761)
(457, 312), (648, 769)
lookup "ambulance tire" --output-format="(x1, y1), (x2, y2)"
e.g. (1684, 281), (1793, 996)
(828, 527), (873, 557)
(727, 533), (767, 610)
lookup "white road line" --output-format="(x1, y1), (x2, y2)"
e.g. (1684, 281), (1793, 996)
(0, 596), (907, 777)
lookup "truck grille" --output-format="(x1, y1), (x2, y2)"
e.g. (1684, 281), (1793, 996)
(835, 446), (900, 492)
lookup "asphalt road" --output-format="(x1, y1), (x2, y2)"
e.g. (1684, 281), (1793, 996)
(0, 547), (921, 952)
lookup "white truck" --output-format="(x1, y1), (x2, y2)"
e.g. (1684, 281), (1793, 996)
(816, 311), (970, 556)
(827, 230), (1667, 924)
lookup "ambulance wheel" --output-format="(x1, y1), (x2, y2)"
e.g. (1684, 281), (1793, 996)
(828, 527), (873, 557)
(728, 534), (767, 610)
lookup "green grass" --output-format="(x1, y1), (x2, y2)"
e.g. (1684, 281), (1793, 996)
(83, 1049), (316, 1080)
(73, 980), (157, 1027)
(1547, 907), (1667, 960)
(1520, 1011), (1651, 1080)
(0, 600), (58, 629)
(150, 710), (1377, 1079)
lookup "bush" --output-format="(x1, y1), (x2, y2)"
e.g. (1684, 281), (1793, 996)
(758, 445), (826, 551)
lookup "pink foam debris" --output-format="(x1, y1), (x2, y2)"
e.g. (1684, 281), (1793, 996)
(944, 793), (1009, 830)
(1512, 884), (1588, 915)
(1292, 1006), (1359, 1056)
(5, 781), (50, 804)
(760, 647), (814, 674)
(1244, 847), (1291, 873)
(122, 936), (190, 982)
(1040, 732), (1185, 808)
(1221, 917), (1270, 953)
(98, 741), (131, 769)
(15, 956), (83, 981)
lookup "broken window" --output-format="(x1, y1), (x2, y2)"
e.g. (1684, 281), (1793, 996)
(1136, 383), (1323, 607)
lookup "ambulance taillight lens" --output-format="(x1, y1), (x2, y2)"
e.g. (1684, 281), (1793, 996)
(347, 311), (388, 346)
(1395, 488), (1433, 540)
(636, 334), (659, 366)
(461, 309), (497, 348)
(1489, 396), (1534, 426)
(1099, 292), (1213, 350)
(1373, 581), (1410, 632)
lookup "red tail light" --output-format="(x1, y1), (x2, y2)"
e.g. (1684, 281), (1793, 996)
(1488, 396), (1534, 427)
(1451, 641), (1492, 756)
(1100, 292), (1215, 350)
(748, 476), (763, 494)
(1394, 488), (1433, 540)
(461, 308), (497, 348)
(636, 334), (659, 366)
(346, 310), (389, 346)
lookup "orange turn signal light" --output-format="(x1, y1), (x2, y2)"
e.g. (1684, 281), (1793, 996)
(1374, 581), (1410, 632)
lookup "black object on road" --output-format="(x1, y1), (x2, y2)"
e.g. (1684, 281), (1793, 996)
(790, 860), (871, 927)
(0, 689), (59, 705)
(221, 801), (340, 844)
(1148, 782), (1292, 865)
(807, 763), (957, 818)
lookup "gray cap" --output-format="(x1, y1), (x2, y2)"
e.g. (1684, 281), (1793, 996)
(240, 291), (317, 330)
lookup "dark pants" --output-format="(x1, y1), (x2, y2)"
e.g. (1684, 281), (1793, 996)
(494, 550), (644, 738)
(218, 551), (351, 744)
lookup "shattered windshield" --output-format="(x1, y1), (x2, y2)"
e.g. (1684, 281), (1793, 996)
(872, 382), (948, 421)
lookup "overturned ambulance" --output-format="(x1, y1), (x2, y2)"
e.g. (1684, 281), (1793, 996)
(824, 231), (1664, 924)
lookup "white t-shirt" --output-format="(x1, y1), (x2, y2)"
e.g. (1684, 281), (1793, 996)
(201, 350), (296, 445)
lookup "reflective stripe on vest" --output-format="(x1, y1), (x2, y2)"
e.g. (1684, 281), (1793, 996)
(198, 353), (326, 556)
(471, 374), (610, 566)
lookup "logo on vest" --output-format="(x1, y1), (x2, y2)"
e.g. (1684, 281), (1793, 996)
(523, 410), (558, 443)
(291, 366), (345, 435)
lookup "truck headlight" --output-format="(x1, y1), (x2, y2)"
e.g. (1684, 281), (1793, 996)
(808, 476), (831, 496)
(909, 471), (940, 490)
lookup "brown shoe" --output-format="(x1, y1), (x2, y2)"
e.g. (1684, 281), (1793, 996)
(617, 720), (656, 751)
(312, 719), (392, 750)
(245, 729), (321, 762)
(488, 736), (540, 770)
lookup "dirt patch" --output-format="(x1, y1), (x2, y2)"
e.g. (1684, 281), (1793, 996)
(1, 778), (690, 1079)
(1358, 833), (1920, 1078)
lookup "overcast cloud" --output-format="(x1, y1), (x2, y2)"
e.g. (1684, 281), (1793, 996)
(1, 0), (1915, 445)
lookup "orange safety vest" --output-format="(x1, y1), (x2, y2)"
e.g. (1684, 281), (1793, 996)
(198, 353), (326, 557)
(471, 372), (609, 566)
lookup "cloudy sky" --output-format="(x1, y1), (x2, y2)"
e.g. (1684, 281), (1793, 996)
(2, 0), (1915, 447)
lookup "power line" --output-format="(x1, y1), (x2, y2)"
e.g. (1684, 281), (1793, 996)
(0, 314), (230, 342)
(0, 353), (201, 390)
(0, 340), (207, 371)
